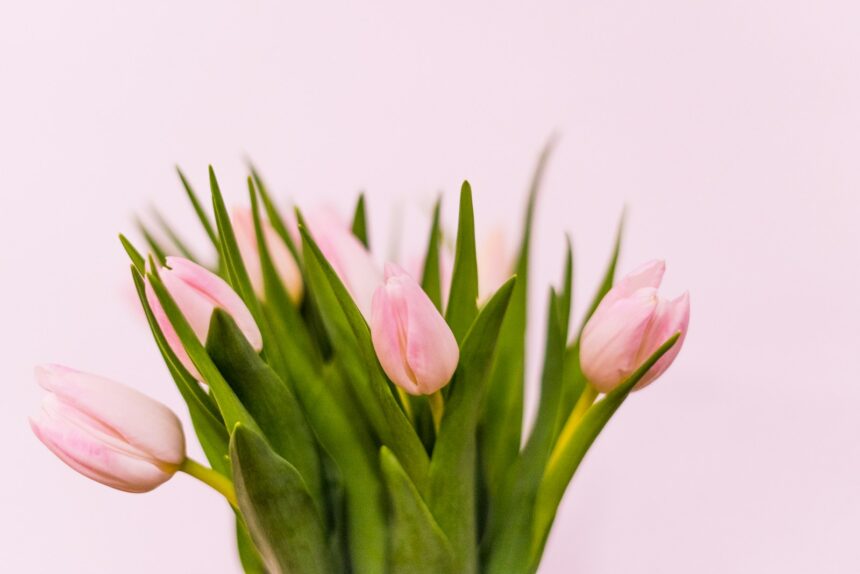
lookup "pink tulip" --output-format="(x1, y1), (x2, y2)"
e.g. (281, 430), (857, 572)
(145, 256), (262, 380)
(580, 260), (690, 393)
(231, 207), (303, 303)
(370, 263), (460, 395)
(30, 365), (186, 493)
(305, 209), (382, 319)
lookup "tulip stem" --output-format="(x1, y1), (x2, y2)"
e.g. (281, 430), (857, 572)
(180, 458), (238, 509)
(428, 391), (444, 433)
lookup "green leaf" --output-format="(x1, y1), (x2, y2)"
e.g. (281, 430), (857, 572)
(206, 309), (324, 509)
(230, 424), (334, 574)
(351, 193), (369, 248)
(381, 447), (455, 574)
(445, 181), (479, 343)
(236, 516), (266, 574)
(250, 166), (302, 266)
(136, 218), (168, 264)
(484, 290), (566, 574)
(299, 223), (431, 490)
(428, 278), (516, 574)
(119, 234), (145, 274)
(480, 139), (555, 519)
(578, 210), (624, 336)
(146, 265), (260, 435)
(420, 198), (443, 311)
(176, 166), (219, 249)
(151, 207), (199, 262)
(209, 167), (261, 318)
(558, 236), (573, 339)
(530, 332), (682, 566)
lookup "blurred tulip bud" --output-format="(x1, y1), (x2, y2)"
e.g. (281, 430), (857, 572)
(580, 260), (690, 393)
(231, 207), (303, 303)
(305, 209), (382, 319)
(146, 256), (262, 380)
(371, 263), (460, 395)
(30, 364), (186, 493)
(478, 225), (512, 304)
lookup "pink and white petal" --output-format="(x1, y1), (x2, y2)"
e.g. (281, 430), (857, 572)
(145, 278), (202, 380)
(371, 284), (418, 394)
(35, 365), (186, 465)
(403, 278), (459, 394)
(634, 291), (690, 390)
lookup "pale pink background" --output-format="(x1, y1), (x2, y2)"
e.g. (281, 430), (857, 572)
(2, 1), (859, 572)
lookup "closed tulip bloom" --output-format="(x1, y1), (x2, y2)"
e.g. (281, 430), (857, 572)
(580, 260), (690, 393)
(146, 256), (262, 380)
(231, 207), (303, 303)
(305, 209), (382, 319)
(371, 263), (460, 395)
(30, 365), (186, 493)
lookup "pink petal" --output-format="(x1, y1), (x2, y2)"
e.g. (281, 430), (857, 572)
(634, 291), (691, 389)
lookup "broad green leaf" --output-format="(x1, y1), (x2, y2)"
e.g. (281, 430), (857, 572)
(530, 333), (682, 567)
(420, 198), (443, 311)
(152, 207), (199, 262)
(177, 166), (219, 249)
(428, 278), (516, 574)
(351, 193), (369, 248)
(299, 224), (430, 490)
(236, 516), (266, 574)
(206, 309), (324, 509)
(146, 265), (260, 435)
(445, 181), (479, 342)
(480, 139), (555, 517)
(381, 447), (454, 574)
(484, 290), (566, 574)
(250, 165), (302, 265)
(230, 425), (334, 574)
(127, 265), (227, 474)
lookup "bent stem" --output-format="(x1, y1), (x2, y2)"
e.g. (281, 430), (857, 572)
(180, 458), (238, 509)
(428, 390), (444, 433)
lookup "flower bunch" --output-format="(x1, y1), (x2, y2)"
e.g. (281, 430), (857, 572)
(31, 147), (689, 574)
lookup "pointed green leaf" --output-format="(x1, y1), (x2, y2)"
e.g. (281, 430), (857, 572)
(351, 193), (369, 248)
(578, 211), (624, 336)
(152, 207), (200, 262)
(177, 166), (219, 249)
(420, 198), (443, 311)
(530, 332), (682, 565)
(558, 236), (573, 339)
(250, 166), (302, 265)
(445, 181), (479, 342)
(484, 290), (566, 574)
(146, 265), (259, 435)
(120, 234), (145, 274)
(236, 516), (266, 574)
(136, 218), (168, 264)
(299, 224), (430, 490)
(428, 278), (516, 574)
(480, 139), (555, 516)
(230, 425), (334, 574)
(381, 447), (454, 574)
(206, 309), (324, 508)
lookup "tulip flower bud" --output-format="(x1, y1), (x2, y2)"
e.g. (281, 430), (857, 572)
(305, 209), (382, 319)
(231, 207), (303, 303)
(370, 263), (460, 395)
(145, 256), (262, 380)
(30, 365), (186, 493)
(580, 260), (690, 393)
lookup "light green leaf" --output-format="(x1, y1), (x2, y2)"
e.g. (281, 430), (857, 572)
(530, 332), (682, 567)
(381, 447), (454, 574)
(250, 166), (302, 266)
(230, 425), (334, 574)
(176, 166), (219, 249)
(445, 181), (479, 343)
(428, 278), (516, 574)
(151, 207), (200, 262)
(236, 516), (266, 574)
(420, 197), (443, 311)
(136, 218), (168, 264)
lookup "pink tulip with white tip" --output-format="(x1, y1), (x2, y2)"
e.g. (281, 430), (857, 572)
(370, 263), (460, 396)
(30, 365), (186, 493)
(579, 260), (690, 393)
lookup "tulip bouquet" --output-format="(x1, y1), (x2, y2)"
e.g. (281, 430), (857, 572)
(31, 146), (689, 574)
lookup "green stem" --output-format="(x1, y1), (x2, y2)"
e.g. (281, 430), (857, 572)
(547, 384), (597, 474)
(180, 458), (238, 509)
(428, 390), (444, 433)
